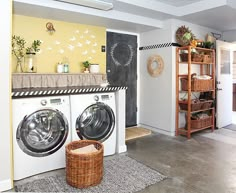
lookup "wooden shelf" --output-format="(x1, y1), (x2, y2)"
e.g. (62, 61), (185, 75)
(175, 46), (215, 139)
(179, 108), (214, 113)
(178, 126), (214, 135)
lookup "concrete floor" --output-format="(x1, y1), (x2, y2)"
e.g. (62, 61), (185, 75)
(129, 131), (236, 193)
(7, 130), (236, 193)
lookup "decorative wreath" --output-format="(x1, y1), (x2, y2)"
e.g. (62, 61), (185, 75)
(110, 43), (134, 66)
(147, 55), (164, 77)
(176, 25), (196, 46)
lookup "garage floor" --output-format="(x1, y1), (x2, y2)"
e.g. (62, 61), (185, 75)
(7, 129), (236, 193)
(127, 130), (236, 193)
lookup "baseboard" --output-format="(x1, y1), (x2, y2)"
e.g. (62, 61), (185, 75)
(116, 145), (127, 153)
(138, 123), (175, 136)
(0, 179), (12, 192)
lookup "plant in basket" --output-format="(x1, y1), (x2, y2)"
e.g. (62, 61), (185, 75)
(176, 25), (196, 46)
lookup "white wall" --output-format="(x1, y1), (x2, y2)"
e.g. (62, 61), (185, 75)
(139, 28), (175, 135)
(168, 19), (222, 42)
(0, 1), (13, 191)
(139, 19), (222, 136)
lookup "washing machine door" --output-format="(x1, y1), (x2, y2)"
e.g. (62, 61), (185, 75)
(16, 108), (69, 157)
(76, 102), (115, 142)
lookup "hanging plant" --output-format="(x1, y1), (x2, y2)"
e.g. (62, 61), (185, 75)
(175, 25), (196, 46)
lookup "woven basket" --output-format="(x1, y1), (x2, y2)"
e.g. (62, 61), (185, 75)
(191, 116), (212, 129)
(203, 55), (212, 63)
(181, 78), (213, 91)
(66, 140), (104, 188)
(179, 101), (202, 111)
(201, 101), (213, 109)
(180, 53), (203, 62)
(192, 53), (203, 62)
(179, 100), (213, 111)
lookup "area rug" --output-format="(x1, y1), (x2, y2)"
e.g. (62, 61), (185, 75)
(126, 127), (152, 141)
(15, 155), (166, 192)
(201, 128), (236, 145)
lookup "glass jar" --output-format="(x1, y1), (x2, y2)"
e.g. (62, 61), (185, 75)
(25, 53), (37, 73)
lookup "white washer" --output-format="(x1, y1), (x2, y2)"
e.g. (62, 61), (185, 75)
(70, 92), (116, 156)
(12, 96), (71, 180)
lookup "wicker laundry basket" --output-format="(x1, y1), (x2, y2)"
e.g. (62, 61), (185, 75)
(66, 140), (104, 188)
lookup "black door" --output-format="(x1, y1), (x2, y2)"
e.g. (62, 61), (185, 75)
(106, 32), (137, 127)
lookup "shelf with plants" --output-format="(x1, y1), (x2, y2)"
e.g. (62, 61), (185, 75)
(175, 46), (215, 139)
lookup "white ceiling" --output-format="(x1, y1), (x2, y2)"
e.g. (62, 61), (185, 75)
(13, 0), (236, 33)
(151, 0), (205, 7)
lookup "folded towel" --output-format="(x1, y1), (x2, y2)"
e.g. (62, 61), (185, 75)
(71, 144), (98, 154)
(192, 75), (212, 80)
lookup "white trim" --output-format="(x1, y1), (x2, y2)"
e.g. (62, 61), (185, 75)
(138, 123), (175, 137)
(0, 179), (12, 192)
(116, 145), (127, 153)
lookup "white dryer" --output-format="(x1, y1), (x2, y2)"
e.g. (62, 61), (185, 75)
(70, 92), (116, 156)
(12, 96), (71, 180)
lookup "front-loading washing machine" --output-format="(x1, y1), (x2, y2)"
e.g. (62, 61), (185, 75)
(70, 92), (116, 156)
(12, 95), (71, 180)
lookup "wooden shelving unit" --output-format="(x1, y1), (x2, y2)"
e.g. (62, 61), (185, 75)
(176, 46), (215, 139)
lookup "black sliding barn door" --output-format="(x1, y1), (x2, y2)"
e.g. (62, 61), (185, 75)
(106, 32), (137, 127)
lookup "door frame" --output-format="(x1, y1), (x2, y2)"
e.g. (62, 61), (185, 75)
(106, 29), (140, 125)
(215, 40), (235, 128)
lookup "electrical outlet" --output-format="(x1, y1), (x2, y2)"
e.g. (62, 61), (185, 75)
(101, 45), (106, 52)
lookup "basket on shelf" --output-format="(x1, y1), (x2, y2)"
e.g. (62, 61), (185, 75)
(190, 116), (212, 129)
(203, 55), (212, 63)
(192, 53), (203, 62)
(181, 78), (213, 91)
(180, 53), (203, 62)
(179, 100), (213, 111)
(201, 101), (213, 109)
(66, 140), (104, 188)
(180, 53), (188, 62)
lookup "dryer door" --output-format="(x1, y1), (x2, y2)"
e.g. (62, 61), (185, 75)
(76, 102), (115, 142)
(16, 108), (69, 157)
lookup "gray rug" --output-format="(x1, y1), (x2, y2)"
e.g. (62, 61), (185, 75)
(15, 155), (167, 192)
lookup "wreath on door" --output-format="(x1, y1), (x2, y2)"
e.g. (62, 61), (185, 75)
(147, 55), (164, 77)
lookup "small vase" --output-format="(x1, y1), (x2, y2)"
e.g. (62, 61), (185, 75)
(15, 58), (24, 73)
(84, 67), (89, 73)
(25, 53), (37, 73)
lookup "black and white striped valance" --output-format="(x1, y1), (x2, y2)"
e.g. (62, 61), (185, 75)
(139, 42), (180, 50)
(12, 86), (128, 99)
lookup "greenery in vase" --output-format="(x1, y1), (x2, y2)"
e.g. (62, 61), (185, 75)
(12, 35), (26, 61)
(26, 40), (41, 54)
(12, 35), (41, 59)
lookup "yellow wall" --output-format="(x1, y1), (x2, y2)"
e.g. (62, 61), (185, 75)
(12, 15), (106, 73)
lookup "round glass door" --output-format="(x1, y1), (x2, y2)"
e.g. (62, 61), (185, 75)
(76, 102), (115, 142)
(16, 108), (69, 157)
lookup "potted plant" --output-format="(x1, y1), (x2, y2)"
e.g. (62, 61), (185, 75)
(12, 35), (41, 73)
(82, 60), (90, 73)
(25, 40), (41, 73)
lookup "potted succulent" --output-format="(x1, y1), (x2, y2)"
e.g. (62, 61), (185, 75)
(82, 60), (90, 73)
